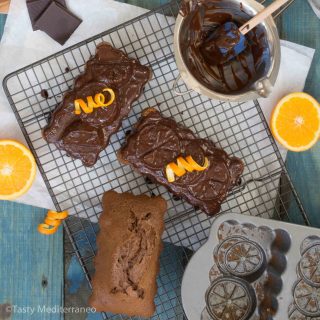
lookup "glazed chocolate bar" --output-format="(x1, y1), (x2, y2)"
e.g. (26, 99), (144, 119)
(43, 43), (151, 166)
(118, 108), (244, 215)
(89, 191), (166, 317)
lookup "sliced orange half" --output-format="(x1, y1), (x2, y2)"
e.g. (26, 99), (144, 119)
(0, 140), (36, 200)
(271, 92), (320, 152)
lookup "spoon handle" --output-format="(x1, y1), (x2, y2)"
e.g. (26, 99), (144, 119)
(239, 0), (290, 35)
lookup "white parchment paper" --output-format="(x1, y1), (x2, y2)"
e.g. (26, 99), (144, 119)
(0, 0), (315, 210)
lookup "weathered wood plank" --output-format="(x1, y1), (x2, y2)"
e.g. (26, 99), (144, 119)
(0, 1), (319, 319)
(0, 201), (63, 320)
(117, 0), (168, 10)
(277, 0), (320, 226)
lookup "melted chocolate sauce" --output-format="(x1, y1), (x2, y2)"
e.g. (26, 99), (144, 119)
(201, 21), (247, 64)
(179, 0), (271, 94)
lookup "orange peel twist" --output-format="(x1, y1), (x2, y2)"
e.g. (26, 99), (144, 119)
(38, 210), (68, 235)
(74, 88), (115, 115)
(166, 155), (209, 182)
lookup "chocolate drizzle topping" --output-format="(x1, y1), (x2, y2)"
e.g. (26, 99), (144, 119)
(42, 43), (151, 166)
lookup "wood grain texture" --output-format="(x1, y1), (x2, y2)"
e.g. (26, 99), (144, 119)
(117, 0), (168, 10)
(0, 14), (6, 39)
(0, 0), (319, 319)
(0, 201), (63, 320)
(277, 0), (320, 227)
(0, 0), (10, 14)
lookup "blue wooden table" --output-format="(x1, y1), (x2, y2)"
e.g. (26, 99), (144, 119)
(0, 0), (319, 319)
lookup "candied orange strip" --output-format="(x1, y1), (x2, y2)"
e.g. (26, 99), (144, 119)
(44, 217), (61, 227)
(177, 156), (194, 172)
(38, 210), (69, 235)
(165, 155), (209, 182)
(102, 88), (115, 107)
(167, 162), (186, 177)
(38, 224), (58, 235)
(47, 210), (69, 219)
(186, 155), (209, 171)
(74, 99), (93, 114)
(74, 88), (115, 115)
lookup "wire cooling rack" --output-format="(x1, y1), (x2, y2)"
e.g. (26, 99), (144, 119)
(3, 1), (309, 319)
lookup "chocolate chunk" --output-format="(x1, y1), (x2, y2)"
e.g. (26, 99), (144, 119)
(145, 177), (153, 185)
(65, 67), (70, 73)
(40, 89), (49, 99)
(34, 1), (82, 45)
(42, 43), (151, 167)
(27, 0), (66, 31)
(118, 108), (244, 215)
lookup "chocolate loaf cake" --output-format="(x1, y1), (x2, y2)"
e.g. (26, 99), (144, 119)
(118, 108), (244, 215)
(89, 190), (166, 317)
(43, 43), (151, 166)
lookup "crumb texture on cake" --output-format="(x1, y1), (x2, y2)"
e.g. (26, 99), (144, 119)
(42, 43), (151, 167)
(112, 210), (156, 299)
(118, 108), (244, 215)
(89, 190), (166, 318)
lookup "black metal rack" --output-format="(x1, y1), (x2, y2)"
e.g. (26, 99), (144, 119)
(3, 1), (308, 319)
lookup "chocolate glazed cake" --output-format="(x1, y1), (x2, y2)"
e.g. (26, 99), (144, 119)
(118, 108), (244, 215)
(43, 43), (151, 166)
(89, 191), (166, 317)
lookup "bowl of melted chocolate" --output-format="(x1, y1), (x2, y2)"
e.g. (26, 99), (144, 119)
(174, 0), (281, 102)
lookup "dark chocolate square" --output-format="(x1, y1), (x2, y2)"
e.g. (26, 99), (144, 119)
(27, 0), (67, 31)
(34, 1), (82, 45)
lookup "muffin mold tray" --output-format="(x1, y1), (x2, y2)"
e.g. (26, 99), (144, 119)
(182, 213), (320, 320)
(289, 236), (320, 319)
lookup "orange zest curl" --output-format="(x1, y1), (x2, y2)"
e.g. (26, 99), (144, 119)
(74, 88), (115, 115)
(38, 210), (68, 235)
(165, 155), (209, 183)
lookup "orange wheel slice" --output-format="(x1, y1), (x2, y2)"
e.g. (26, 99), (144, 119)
(271, 92), (320, 152)
(0, 140), (36, 200)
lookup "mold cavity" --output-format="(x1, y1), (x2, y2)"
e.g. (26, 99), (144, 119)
(272, 229), (291, 252)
